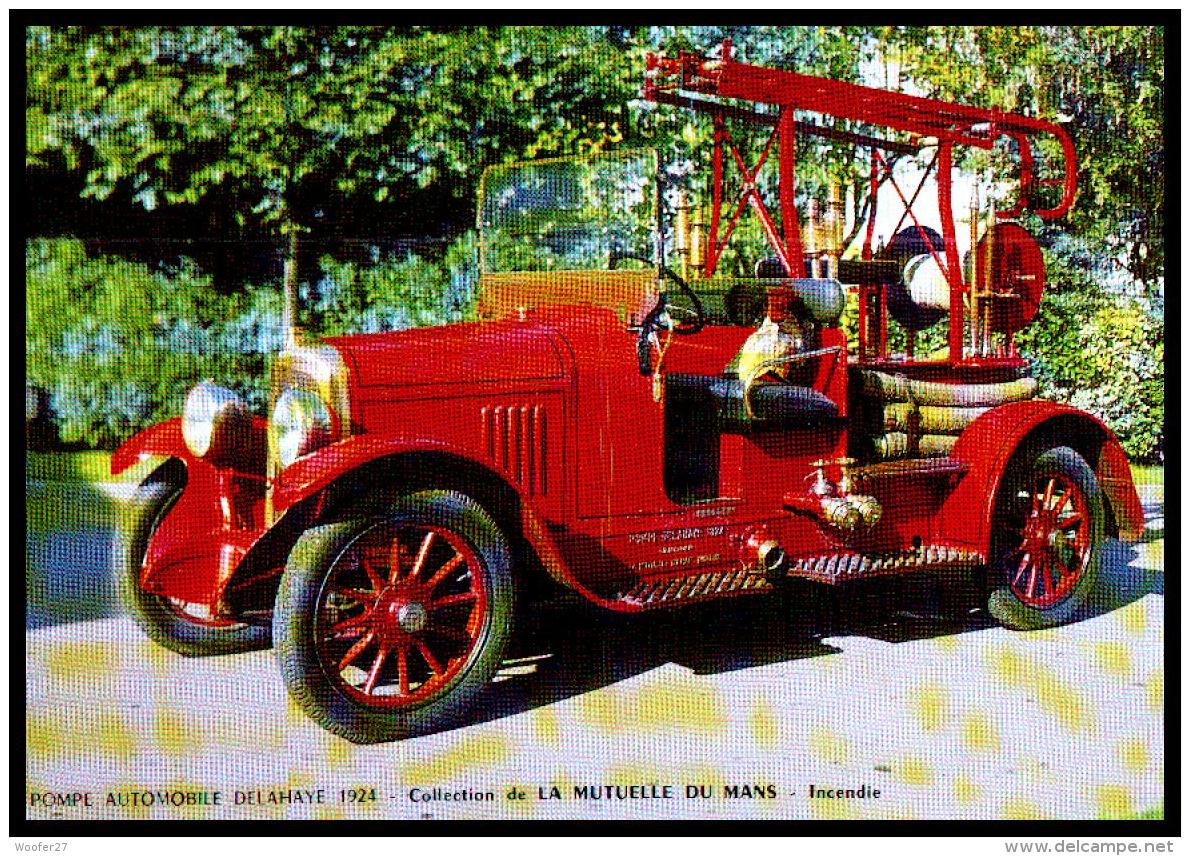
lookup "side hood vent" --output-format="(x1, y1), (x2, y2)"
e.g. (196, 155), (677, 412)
(481, 404), (547, 495)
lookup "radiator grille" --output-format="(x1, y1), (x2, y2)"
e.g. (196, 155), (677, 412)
(481, 404), (547, 495)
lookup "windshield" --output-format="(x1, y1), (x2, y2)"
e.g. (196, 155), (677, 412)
(475, 149), (661, 322)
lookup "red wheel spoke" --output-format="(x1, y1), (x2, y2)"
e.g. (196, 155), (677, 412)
(388, 536), (403, 584)
(429, 591), (479, 610)
(338, 630), (376, 672)
(1004, 470), (1092, 609)
(318, 516), (491, 711)
(361, 556), (386, 593)
(1025, 559), (1039, 601)
(411, 531), (436, 580)
(1041, 477), (1056, 512)
(363, 645), (389, 695)
(1012, 552), (1031, 586)
(1040, 555), (1054, 596)
(414, 638), (444, 675)
(336, 586), (378, 605)
(331, 611), (371, 634)
(397, 648), (409, 696)
(425, 553), (465, 592)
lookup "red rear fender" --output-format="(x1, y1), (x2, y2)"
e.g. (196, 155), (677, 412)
(941, 401), (1144, 552)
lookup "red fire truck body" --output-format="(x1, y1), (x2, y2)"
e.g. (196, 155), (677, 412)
(111, 42), (1144, 743)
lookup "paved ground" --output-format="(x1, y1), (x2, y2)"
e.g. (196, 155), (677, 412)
(25, 480), (1164, 821)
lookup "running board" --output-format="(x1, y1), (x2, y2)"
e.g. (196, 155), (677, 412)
(619, 569), (773, 609)
(787, 545), (984, 585)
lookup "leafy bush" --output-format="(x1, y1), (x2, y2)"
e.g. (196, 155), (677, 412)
(1015, 253), (1164, 462)
(25, 237), (476, 449)
(26, 239), (272, 447)
(301, 232), (478, 337)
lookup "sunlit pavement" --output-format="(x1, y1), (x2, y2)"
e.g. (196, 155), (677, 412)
(25, 482), (1164, 821)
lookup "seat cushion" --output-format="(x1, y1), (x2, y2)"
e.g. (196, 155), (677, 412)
(668, 373), (841, 432)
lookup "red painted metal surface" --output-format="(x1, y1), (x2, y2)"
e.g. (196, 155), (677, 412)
(643, 40), (1077, 366)
(111, 417), (190, 475)
(119, 300), (1142, 616)
(975, 222), (1046, 333)
(644, 39), (1077, 215)
(942, 400), (1143, 554)
(938, 142), (965, 363)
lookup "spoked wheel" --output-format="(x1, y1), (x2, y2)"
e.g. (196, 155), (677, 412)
(1006, 471), (1093, 608)
(115, 460), (270, 656)
(319, 523), (489, 706)
(987, 446), (1107, 630)
(274, 491), (514, 744)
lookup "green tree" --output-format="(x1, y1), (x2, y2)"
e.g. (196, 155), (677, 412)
(876, 25), (1164, 291)
(25, 26), (646, 247)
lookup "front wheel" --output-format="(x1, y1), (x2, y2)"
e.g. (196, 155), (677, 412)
(273, 491), (515, 744)
(987, 446), (1107, 630)
(115, 462), (271, 656)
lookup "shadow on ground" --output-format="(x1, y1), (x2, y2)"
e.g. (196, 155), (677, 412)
(475, 533), (1160, 727)
(25, 478), (1163, 733)
(25, 482), (120, 630)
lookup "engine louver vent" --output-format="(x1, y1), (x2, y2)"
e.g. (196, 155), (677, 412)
(481, 404), (547, 495)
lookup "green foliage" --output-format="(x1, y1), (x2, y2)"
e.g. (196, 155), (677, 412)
(1015, 253), (1164, 461)
(24, 27), (1164, 459)
(879, 25), (1164, 291)
(303, 247), (464, 336)
(25, 25), (648, 237)
(26, 238), (275, 447)
(25, 237), (476, 448)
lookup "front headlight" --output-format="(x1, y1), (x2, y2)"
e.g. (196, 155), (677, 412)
(271, 387), (334, 467)
(182, 381), (252, 464)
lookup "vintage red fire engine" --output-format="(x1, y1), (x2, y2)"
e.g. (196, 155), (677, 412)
(113, 42), (1144, 743)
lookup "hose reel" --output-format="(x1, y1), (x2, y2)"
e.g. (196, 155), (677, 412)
(877, 223), (1046, 335)
(879, 226), (948, 331)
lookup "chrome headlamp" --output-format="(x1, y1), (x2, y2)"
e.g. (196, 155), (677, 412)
(271, 386), (334, 468)
(181, 381), (253, 465)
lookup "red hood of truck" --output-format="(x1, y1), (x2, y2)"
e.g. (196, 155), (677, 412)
(327, 319), (570, 389)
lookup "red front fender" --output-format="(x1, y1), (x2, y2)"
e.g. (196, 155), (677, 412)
(271, 434), (532, 511)
(940, 400), (1145, 553)
(271, 434), (607, 604)
(111, 418), (193, 476)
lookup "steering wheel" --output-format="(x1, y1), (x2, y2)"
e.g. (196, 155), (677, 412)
(610, 251), (705, 375)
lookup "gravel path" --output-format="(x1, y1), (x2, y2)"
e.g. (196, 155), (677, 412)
(24, 484), (1164, 821)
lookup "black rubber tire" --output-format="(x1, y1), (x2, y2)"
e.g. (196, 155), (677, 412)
(986, 446), (1108, 630)
(273, 490), (515, 744)
(115, 462), (271, 656)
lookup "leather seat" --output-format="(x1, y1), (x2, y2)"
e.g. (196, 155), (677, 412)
(667, 373), (841, 433)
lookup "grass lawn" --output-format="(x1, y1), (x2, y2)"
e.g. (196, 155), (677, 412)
(25, 450), (157, 485)
(1130, 464), (1164, 503)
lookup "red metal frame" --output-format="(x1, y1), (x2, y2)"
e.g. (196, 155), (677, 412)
(644, 39), (1078, 366)
(703, 112), (804, 277)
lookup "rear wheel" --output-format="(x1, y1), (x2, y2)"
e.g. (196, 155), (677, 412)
(987, 446), (1107, 630)
(273, 491), (514, 744)
(115, 462), (271, 656)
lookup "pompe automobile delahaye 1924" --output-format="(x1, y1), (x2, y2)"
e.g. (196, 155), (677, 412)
(112, 42), (1144, 744)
